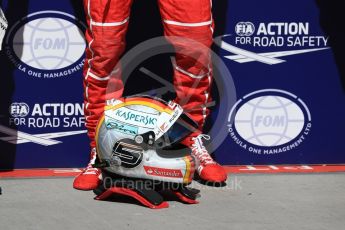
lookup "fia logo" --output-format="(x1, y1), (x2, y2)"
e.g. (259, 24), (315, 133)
(235, 22), (255, 36)
(10, 102), (30, 117)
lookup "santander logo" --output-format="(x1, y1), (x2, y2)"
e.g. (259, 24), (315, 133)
(144, 166), (183, 178)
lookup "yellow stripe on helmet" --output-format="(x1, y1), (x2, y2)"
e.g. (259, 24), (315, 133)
(95, 115), (106, 157)
(104, 100), (173, 115)
(183, 156), (192, 184)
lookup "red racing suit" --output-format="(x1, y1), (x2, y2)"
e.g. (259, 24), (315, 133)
(83, 0), (214, 148)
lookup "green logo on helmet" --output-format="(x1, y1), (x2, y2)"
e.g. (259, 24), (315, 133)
(115, 109), (157, 126)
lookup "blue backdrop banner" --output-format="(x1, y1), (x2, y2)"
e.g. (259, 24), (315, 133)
(0, 0), (344, 169)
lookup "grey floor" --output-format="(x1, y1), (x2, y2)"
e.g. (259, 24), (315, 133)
(1, 173), (344, 230)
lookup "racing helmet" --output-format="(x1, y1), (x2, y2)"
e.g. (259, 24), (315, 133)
(95, 96), (198, 184)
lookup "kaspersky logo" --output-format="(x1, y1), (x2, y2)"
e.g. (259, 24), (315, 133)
(214, 22), (329, 65)
(114, 109), (157, 126)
